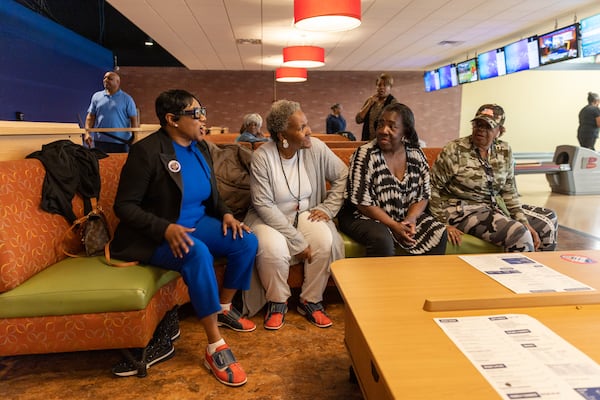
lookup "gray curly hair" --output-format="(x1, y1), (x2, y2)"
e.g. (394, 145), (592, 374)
(266, 100), (301, 143)
(241, 113), (263, 132)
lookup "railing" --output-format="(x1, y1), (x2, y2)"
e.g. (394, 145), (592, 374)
(0, 121), (159, 161)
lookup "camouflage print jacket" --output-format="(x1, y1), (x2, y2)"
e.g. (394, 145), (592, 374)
(429, 136), (527, 225)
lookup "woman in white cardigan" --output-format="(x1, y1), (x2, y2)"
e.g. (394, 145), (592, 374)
(243, 100), (347, 330)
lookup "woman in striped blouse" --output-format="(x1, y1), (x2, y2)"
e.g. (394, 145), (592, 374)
(338, 103), (447, 256)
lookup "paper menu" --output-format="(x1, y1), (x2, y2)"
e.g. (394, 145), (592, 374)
(435, 314), (600, 399)
(459, 254), (594, 294)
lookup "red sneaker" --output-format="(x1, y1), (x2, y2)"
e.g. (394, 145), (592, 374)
(204, 344), (247, 387)
(264, 301), (287, 330)
(297, 301), (332, 328)
(217, 306), (256, 332)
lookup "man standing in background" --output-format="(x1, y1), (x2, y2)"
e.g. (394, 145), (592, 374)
(84, 71), (138, 153)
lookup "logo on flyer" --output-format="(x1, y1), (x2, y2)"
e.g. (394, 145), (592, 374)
(560, 254), (597, 264)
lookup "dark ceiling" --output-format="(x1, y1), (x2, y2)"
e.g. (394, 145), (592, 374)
(15, 0), (182, 67)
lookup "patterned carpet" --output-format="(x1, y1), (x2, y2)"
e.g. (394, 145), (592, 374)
(2, 227), (599, 400)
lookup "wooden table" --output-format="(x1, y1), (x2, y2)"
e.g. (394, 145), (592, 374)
(331, 250), (600, 399)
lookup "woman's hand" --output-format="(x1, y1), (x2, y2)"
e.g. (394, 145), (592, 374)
(295, 245), (312, 263)
(391, 220), (417, 246)
(222, 213), (251, 239)
(164, 223), (196, 258)
(446, 225), (464, 246)
(307, 209), (330, 222)
(527, 224), (541, 250)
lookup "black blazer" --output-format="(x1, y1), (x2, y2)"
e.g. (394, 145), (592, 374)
(110, 128), (230, 263)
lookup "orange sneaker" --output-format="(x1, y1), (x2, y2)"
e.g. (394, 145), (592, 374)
(217, 306), (256, 332)
(264, 301), (287, 330)
(204, 344), (247, 387)
(297, 301), (332, 328)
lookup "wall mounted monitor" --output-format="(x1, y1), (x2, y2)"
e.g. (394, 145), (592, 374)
(580, 13), (600, 57)
(538, 24), (579, 66)
(504, 36), (539, 74)
(437, 64), (458, 89)
(456, 58), (478, 84)
(477, 48), (506, 80)
(423, 70), (440, 92)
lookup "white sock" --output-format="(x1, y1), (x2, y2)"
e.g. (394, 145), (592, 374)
(220, 303), (231, 313)
(207, 338), (226, 355)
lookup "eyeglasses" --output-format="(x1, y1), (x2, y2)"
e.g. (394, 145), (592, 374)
(177, 106), (207, 119)
(472, 122), (493, 132)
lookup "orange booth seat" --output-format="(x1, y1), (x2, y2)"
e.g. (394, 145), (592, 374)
(0, 154), (190, 357)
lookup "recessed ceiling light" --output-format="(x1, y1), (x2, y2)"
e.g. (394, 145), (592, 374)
(437, 40), (464, 47)
(236, 38), (262, 45)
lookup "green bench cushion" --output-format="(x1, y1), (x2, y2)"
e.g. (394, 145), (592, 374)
(341, 231), (501, 257)
(0, 257), (181, 318)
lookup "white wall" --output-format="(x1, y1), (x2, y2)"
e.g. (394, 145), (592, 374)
(460, 69), (599, 153)
(455, 2), (600, 154)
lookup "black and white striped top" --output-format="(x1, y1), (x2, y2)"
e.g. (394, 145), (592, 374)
(345, 140), (430, 221)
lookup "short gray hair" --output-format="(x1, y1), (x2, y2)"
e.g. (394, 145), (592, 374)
(266, 100), (301, 142)
(243, 113), (262, 130)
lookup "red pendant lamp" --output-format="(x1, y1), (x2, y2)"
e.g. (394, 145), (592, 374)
(282, 46), (325, 68)
(275, 67), (308, 83)
(294, 0), (361, 32)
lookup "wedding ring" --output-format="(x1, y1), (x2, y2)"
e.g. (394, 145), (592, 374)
(240, 222), (245, 226)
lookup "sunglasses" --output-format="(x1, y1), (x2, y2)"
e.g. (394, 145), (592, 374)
(177, 106), (207, 119)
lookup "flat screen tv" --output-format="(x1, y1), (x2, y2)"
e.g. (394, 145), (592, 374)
(423, 70), (439, 92)
(538, 24), (579, 66)
(504, 36), (539, 74)
(437, 64), (458, 89)
(477, 48), (506, 80)
(456, 58), (478, 84)
(580, 13), (600, 57)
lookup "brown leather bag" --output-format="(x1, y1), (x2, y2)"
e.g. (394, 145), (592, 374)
(63, 198), (110, 257)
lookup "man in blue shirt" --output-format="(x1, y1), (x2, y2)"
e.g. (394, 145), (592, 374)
(84, 71), (138, 153)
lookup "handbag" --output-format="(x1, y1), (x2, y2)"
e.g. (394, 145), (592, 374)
(62, 198), (138, 267)
(63, 198), (111, 257)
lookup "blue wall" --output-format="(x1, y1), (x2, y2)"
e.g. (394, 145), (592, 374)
(0, 1), (113, 122)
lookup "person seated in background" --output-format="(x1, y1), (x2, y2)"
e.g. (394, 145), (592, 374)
(429, 104), (558, 252)
(235, 113), (269, 143)
(337, 103), (447, 257)
(110, 89), (258, 387)
(243, 99), (347, 330)
(326, 103), (347, 134)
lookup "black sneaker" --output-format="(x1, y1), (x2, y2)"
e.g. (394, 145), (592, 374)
(111, 308), (179, 377)
(158, 307), (181, 342)
(112, 335), (175, 377)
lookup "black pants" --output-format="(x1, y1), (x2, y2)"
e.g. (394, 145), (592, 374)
(337, 205), (447, 257)
(94, 141), (129, 153)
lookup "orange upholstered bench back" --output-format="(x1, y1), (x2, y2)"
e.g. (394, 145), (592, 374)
(0, 154), (127, 292)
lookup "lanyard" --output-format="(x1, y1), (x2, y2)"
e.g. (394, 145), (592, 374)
(475, 149), (499, 209)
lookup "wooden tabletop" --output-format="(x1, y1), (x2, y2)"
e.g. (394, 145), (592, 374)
(331, 250), (600, 399)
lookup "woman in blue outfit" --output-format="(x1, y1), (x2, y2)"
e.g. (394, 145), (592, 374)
(110, 89), (258, 387)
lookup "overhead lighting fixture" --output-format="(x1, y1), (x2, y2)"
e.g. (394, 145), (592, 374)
(275, 67), (308, 83)
(144, 37), (154, 46)
(294, 0), (361, 32)
(282, 46), (325, 68)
